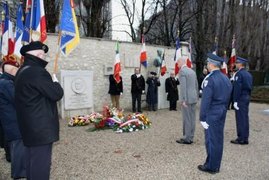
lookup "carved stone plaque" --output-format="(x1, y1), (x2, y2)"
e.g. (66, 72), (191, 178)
(61, 70), (93, 110)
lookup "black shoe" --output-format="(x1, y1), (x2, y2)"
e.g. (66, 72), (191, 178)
(230, 139), (249, 145)
(198, 165), (219, 174)
(176, 139), (192, 144)
(173, 109), (177, 111)
(138, 110), (143, 113)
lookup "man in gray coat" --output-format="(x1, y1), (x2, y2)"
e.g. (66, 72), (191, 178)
(176, 57), (198, 144)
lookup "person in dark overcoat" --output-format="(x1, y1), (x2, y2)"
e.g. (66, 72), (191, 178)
(0, 60), (26, 178)
(146, 72), (160, 111)
(165, 71), (180, 111)
(0, 60), (10, 163)
(108, 74), (123, 109)
(131, 68), (145, 113)
(14, 41), (64, 180)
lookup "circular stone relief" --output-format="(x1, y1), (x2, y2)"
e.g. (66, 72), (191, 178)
(71, 78), (86, 94)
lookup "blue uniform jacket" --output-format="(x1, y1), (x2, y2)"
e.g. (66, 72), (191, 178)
(233, 68), (253, 102)
(0, 72), (22, 141)
(200, 70), (232, 122)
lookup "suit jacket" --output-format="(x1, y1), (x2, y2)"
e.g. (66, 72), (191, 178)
(179, 65), (198, 104)
(131, 74), (145, 94)
(165, 77), (179, 101)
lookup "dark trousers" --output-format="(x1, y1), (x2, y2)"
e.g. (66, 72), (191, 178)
(235, 97), (250, 141)
(132, 93), (142, 112)
(204, 107), (227, 171)
(169, 100), (177, 110)
(10, 139), (26, 178)
(25, 143), (52, 180)
(0, 123), (11, 162)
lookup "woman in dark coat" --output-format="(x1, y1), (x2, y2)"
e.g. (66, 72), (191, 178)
(146, 72), (160, 111)
(108, 74), (123, 109)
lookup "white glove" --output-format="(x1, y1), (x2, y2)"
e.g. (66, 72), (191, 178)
(120, 92), (123, 95)
(200, 121), (209, 129)
(199, 90), (202, 94)
(166, 92), (168, 95)
(142, 90), (145, 94)
(233, 102), (239, 110)
(52, 74), (58, 82)
(136, 74), (141, 78)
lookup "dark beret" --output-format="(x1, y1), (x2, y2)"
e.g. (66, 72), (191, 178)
(20, 41), (49, 56)
(236, 56), (248, 63)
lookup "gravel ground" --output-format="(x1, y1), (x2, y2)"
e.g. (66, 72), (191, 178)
(1, 102), (269, 180)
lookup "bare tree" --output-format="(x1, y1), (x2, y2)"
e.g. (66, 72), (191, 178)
(77, 0), (111, 38)
(119, 0), (160, 42)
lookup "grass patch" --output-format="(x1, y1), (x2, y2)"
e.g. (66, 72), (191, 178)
(251, 86), (269, 103)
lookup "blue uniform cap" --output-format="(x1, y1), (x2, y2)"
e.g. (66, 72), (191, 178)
(206, 53), (224, 66)
(236, 56), (248, 63)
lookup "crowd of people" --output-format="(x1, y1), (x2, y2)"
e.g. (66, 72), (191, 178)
(0, 40), (253, 179)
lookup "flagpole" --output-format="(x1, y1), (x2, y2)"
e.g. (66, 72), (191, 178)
(0, 11), (4, 61)
(29, 0), (34, 42)
(53, 31), (61, 73)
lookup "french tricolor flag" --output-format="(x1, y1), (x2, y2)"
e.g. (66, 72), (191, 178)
(140, 35), (147, 68)
(1, 2), (14, 58)
(174, 37), (181, 75)
(229, 36), (236, 72)
(221, 50), (228, 75)
(160, 50), (167, 76)
(32, 0), (47, 42)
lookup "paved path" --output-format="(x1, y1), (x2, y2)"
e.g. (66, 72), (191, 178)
(1, 102), (269, 180)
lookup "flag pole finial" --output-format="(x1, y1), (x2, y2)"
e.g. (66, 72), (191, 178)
(177, 30), (180, 37)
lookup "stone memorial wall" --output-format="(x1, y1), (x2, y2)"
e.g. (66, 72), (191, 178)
(45, 34), (190, 118)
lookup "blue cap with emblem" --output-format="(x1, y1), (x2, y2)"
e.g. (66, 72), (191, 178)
(206, 53), (224, 66)
(236, 56), (248, 64)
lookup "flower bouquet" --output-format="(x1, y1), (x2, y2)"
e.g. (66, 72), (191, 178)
(68, 115), (90, 127)
(115, 113), (151, 133)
